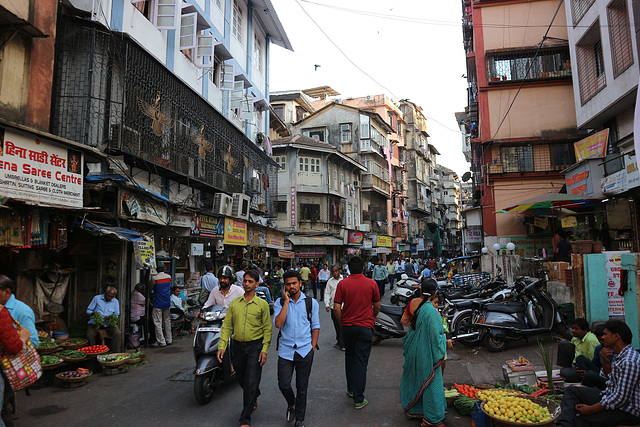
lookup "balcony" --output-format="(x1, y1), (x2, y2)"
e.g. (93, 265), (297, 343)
(486, 46), (572, 84)
(362, 173), (390, 195)
(391, 180), (404, 194)
(360, 139), (385, 158)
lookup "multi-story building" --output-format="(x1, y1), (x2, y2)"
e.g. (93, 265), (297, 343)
(561, 0), (640, 251)
(271, 134), (366, 265)
(269, 89), (318, 139)
(461, 0), (582, 255)
(436, 165), (462, 255)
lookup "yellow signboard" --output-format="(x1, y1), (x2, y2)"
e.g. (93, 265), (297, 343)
(574, 129), (608, 162)
(561, 216), (577, 228)
(224, 218), (247, 246)
(533, 217), (548, 229)
(376, 235), (393, 247)
(267, 230), (284, 249)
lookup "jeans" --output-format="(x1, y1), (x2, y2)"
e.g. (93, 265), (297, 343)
(557, 385), (640, 427)
(375, 280), (385, 298)
(342, 325), (373, 404)
(318, 281), (326, 301)
(278, 351), (314, 422)
(152, 307), (172, 345)
(330, 310), (343, 347)
(311, 279), (318, 299)
(387, 273), (395, 289)
(233, 339), (264, 425)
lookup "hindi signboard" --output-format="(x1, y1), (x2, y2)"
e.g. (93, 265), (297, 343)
(604, 251), (628, 319)
(0, 129), (83, 207)
(224, 218), (247, 246)
(191, 214), (223, 238)
(574, 129), (608, 162)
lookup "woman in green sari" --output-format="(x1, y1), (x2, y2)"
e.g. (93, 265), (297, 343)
(400, 278), (447, 427)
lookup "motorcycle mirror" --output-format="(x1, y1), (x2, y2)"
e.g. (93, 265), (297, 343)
(187, 298), (197, 306)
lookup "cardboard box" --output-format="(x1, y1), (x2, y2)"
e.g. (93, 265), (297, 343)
(502, 365), (537, 385)
(546, 262), (570, 281)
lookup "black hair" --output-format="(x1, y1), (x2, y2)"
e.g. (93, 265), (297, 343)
(205, 261), (214, 272)
(171, 286), (180, 292)
(282, 270), (302, 283)
(156, 262), (165, 273)
(604, 319), (633, 344)
(571, 318), (590, 331)
(0, 276), (15, 294)
(244, 269), (260, 282)
(348, 257), (364, 274)
(134, 283), (146, 293)
(594, 324), (606, 337)
(411, 278), (438, 330)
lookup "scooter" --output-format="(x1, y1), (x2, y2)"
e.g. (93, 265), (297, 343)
(193, 304), (236, 404)
(372, 303), (408, 345)
(390, 274), (420, 305)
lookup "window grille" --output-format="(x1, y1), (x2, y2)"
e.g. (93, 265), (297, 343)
(570, 0), (596, 25)
(492, 143), (575, 174)
(576, 21), (606, 105)
(300, 204), (321, 221)
(277, 201), (287, 213)
(607, 0), (634, 78)
(486, 47), (571, 83)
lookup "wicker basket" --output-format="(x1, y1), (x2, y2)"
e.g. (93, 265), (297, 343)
(480, 395), (560, 426)
(37, 345), (62, 355)
(97, 353), (130, 368)
(60, 339), (88, 350)
(56, 351), (87, 363)
(42, 359), (64, 370)
(126, 352), (146, 365)
(56, 371), (92, 383)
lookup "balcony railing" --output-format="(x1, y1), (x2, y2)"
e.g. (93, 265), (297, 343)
(362, 173), (390, 194)
(486, 46), (571, 83)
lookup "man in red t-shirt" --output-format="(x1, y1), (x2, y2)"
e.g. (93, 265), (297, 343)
(333, 257), (380, 410)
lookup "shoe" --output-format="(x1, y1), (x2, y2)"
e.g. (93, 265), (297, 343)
(340, 346), (345, 351)
(150, 343), (159, 348)
(166, 342), (173, 346)
(346, 390), (353, 398)
(294, 421), (305, 427)
(286, 406), (294, 423)
(334, 343), (340, 348)
(355, 399), (368, 409)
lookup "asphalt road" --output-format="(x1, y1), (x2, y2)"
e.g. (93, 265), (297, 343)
(16, 293), (561, 427)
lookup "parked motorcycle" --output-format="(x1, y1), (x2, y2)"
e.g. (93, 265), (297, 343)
(389, 274), (420, 305)
(373, 303), (407, 345)
(451, 276), (572, 352)
(193, 304), (235, 404)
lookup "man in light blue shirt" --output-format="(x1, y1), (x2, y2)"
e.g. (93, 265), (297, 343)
(0, 276), (38, 348)
(86, 286), (121, 350)
(421, 265), (432, 279)
(198, 262), (219, 306)
(274, 270), (320, 427)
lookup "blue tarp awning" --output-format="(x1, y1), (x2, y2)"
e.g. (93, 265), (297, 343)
(75, 219), (144, 242)
(85, 174), (170, 203)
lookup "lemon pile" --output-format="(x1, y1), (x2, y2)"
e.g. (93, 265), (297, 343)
(478, 390), (552, 424)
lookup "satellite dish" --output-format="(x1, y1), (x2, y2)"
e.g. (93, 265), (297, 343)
(462, 171), (472, 182)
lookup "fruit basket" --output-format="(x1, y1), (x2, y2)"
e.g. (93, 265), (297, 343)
(97, 353), (130, 368)
(36, 339), (62, 355)
(480, 394), (560, 426)
(126, 351), (146, 365)
(55, 350), (87, 362)
(40, 355), (64, 370)
(56, 369), (92, 383)
(78, 345), (109, 357)
(60, 338), (88, 350)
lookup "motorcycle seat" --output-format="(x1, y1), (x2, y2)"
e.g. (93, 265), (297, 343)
(484, 302), (526, 314)
(453, 299), (487, 309)
(380, 305), (405, 317)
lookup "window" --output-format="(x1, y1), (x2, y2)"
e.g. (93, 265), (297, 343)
(274, 155), (286, 171)
(501, 145), (534, 172)
(300, 204), (321, 221)
(576, 21), (606, 104)
(340, 123), (352, 143)
(360, 114), (370, 139)
(303, 129), (325, 142)
(299, 157), (320, 173)
(295, 106), (307, 121)
(570, 0), (596, 25)
(213, 0), (222, 10)
(486, 47), (571, 82)
(608, 0), (634, 77)
(273, 105), (284, 121)
(153, 0), (179, 29)
(254, 33), (263, 73)
(397, 122), (402, 138)
(277, 201), (287, 213)
(232, 1), (244, 43)
(388, 112), (393, 126)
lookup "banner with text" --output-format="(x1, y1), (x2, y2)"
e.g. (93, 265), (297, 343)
(224, 218), (247, 246)
(605, 251), (628, 319)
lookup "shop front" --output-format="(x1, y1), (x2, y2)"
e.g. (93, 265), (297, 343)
(224, 217), (248, 270)
(343, 230), (363, 261)
(373, 234), (393, 261)
(286, 235), (344, 267)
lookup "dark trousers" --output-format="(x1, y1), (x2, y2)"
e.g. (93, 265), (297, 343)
(278, 351), (314, 422)
(330, 309), (343, 347)
(375, 280), (385, 298)
(575, 355), (607, 389)
(318, 281), (326, 301)
(342, 325), (373, 404)
(394, 273), (402, 290)
(558, 339), (582, 382)
(557, 385), (640, 427)
(232, 339), (263, 425)
(310, 279), (318, 299)
(387, 273), (395, 289)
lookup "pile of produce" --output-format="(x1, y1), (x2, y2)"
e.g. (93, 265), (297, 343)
(57, 368), (91, 379)
(37, 331), (50, 339)
(92, 313), (118, 328)
(37, 339), (60, 349)
(78, 345), (109, 354)
(41, 355), (62, 366)
(444, 388), (459, 399)
(128, 351), (143, 360)
(57, 350), (86, 359)
(98, 354), (129, 363)
(453, 383), (479, 398)
(63, 338), (87, 345)
(453, 395), (478, 416)
(478, 390), (553, 423)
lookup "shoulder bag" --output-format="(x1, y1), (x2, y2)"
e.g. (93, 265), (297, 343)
(0, 319), (42, 391)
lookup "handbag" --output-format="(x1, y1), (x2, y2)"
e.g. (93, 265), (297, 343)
(0, 319), (42, 391)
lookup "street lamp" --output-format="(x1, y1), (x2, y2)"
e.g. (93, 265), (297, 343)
(481, 247), (488, 254)
(506, 242), (516, 253)
(493, 243), (501, 251)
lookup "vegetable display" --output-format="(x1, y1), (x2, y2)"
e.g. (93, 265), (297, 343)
(92, 313), (118, 328)
(98, 354), (129, 362)
(57, 350), (86, 359)
(504, 383), (538, 395)
(478, 390), (553, 423)
(64, 338), (88, 345)
(444, 388), (460, 399)
(129, 352), (143, 359)
(37, 340), (60, 349)
(453, 383), (479, 399)
(41, 355), (62, 365)
(78, 345), (109, 354)
(453, 395), (478, 416)
(58, 368), (91, 379)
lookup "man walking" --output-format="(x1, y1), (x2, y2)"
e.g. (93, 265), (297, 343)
(386, 259), (396, 289)
(203, 265), (244, 308)
(274, 270), (320, 427)
(299, 263), (311, 295)
(317, 264), (330, 302)
(371, 258), (389, 298)
(217, 270), (272, 427)
(334, 257), (381, 409)
(151, 263), (172, 347)
(198, 261), (219, 306)
(324, 265), (344, 350)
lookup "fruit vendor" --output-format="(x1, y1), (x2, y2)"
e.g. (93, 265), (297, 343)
(557, 320), (640, 427)
(86, 286), (122, 351)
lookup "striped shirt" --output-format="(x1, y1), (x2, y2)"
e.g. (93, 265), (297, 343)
(601, 344), (640, 417)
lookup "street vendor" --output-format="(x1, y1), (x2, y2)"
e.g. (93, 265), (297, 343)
(557, 319), (640, 427)
(86, 286), (122, 350)
(557, 318), (600, 383)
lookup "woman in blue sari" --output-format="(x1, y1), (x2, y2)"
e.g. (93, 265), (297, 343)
(400, 278), (447, 427)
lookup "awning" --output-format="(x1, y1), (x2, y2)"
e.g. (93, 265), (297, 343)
(76, 220), (144, 242)
(277, 250), (295, 259)
(286, 236), (344, 246)
(497, 193), (602, 214)
(85, 174), (170, 203)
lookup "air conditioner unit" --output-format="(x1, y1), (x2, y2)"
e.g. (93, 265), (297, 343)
(232, 193), (251, 220)
(357, 224), (370, 232)
(248, 177), (261, 193)
(213, 193), (233, 216)
(110, 124), (141, 153)
(353, 180), (360, 188)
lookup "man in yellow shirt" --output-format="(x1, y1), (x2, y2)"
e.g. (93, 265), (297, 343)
(558, 318), (600, 383)
(299, 263), (311, 295)
(217, 269), (272, 427)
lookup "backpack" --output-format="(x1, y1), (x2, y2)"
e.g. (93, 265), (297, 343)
(276, 296), (319, 351)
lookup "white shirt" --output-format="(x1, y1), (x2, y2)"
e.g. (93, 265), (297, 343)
(236, 270), (245, 285)
(203, 285), (244, 308)
(324, 275), (343, 309)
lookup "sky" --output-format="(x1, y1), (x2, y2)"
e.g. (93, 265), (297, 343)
(268, 0), (471, 177)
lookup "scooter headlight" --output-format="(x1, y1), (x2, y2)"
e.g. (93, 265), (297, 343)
(202, 310), (221, 321)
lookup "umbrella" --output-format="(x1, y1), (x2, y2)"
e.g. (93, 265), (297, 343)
(497, 193), (602, 214)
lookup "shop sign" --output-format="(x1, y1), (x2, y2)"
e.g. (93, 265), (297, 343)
(376, 235), (393, 247)
(347, 248), (360, 255)
(574, 129), (608, 161)
(374, 247), (391, 254)
(248, 226), (267, 246)
(348, 230), (364, 245)
(625, 153), (640, 190)
(416, 238), (425, 251)
(506, 235), (553, 258)
(121, 191), (168, 225)
(191, 214), (223, 238)
(561, 216), (577, 228)
(464, 225), (482, 243)
(267, 230), (284, 249)
(290, 187), (296, 227)
(534, 217), (549, 229)
(601, 170), (627, 195)
(169, 214), (191, 228)
(605, 251), (628, 318)
(397, 244), (405, 251)
(566, 170), (590, 196)
(224, 218), (247, 246)
(0, 129), (84, 207)
(410, 244), (417, 254)
(363, 239), (373, 249)
(283, 240), (292, 250)
(295, 247), (326, 257)
(133, 234), (156, 269)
